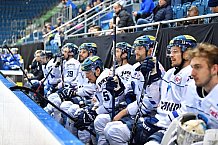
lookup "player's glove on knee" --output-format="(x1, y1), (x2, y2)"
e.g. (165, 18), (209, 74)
(135, 56), (161, 85)
(58, 88), (76, 101)
(106, 75), (125, 97)
(74, 108), (97, 130)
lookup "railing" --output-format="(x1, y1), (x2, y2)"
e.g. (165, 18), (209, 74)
(43, 0), (117, 38)
(65, 0), (134, 37)
(67, 13), (218, 38)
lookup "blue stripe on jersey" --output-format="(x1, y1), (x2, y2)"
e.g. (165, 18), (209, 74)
(172, 111), (179, 118)
(161, 78), (189, 87)
(186, 105), (210, 116)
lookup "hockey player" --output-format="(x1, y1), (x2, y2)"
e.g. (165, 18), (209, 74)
(59, 42), (98, 100)
(78, 42), (98, 63)
(102, 35), (164, 145)
(143, 35), (198, 145)
(58, 43), (98, 116)
(44, 43), (80, 122)
(94, 42), (134, 145)
(59, 43), (98, 143)
(30, 51), (53, 96)
(104, 35), (197, 145)
(73, 54), (129, 132)
(7, 47), (22, 70)
(161, 43), (218, 145)
(39, 51), (61, 96)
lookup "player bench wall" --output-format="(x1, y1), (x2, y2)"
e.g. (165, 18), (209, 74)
(0, 74), (83, 145)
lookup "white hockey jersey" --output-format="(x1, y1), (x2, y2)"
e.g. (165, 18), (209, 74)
(126, 62), (164, 116)
(76, 68), (96, 98)
(46, 58), (61, 85)
(174, 81), (218, 129)
(95, 63), (134, 114)
(62, 58), (81, 87)
(155, 65), (192, 128)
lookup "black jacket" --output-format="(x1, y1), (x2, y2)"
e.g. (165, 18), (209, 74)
(152, 3), (173, 22)
(117, 9), (135, 28)
(30, 60), (44, 80)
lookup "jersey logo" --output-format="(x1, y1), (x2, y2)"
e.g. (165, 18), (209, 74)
(120, 70), (131, 81)
(160, 101), (181, 111)
(210, 106), (218, 120)
(98, 77), (108, 88)
(174, 75), (182, 84)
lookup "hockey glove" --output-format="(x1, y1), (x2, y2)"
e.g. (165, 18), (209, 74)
(136, 56), (161, 85)
(134, 117), (162, 145)
(106, 75), (125, 97)
(74, 108), (97, 130)
(58, 88), (76, 101)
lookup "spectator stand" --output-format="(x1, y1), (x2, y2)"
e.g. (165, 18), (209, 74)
(172, 0), (210, 19)
(43, 0), (126, 54)
(64, 0), (134, 37)
(67, 13), (218, 38)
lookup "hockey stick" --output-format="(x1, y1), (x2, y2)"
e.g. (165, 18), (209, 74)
(2, 42), (33, 86)
(111, 14), (117, 120)
(35, 56), (61, 94)
(9, 85), (96, 137)
(130, 22), (162, 144)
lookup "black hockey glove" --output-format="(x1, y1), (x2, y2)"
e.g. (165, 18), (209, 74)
(134, 117), (162, 145)
(74, 108), (97, 130)
(106, 75), (125, 97)
(135, 56), (161, 85)
(58, 88), (76, 101)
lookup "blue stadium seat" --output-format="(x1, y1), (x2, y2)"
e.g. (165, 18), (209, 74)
(198, 5), (205, 15)
(175, 6), (184, 19)
(100, 12), (113, 30)
(0, 0), (60, 44)
(182, 2), (192, 17)
(192, 0), (201, 6)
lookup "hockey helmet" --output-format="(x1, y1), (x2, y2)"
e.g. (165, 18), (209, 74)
(81, 56), (104, 72)
(116, 42), (132, 59)
(40, 51), (53, 59)
(62, 43), (78, 56)
(79, 43), (97, 55)
(133, 35), (155, 50)
(167, 35), (197, 52)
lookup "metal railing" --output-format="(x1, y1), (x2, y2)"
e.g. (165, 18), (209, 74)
(43, 0), (117, 38)
(64, 0), (134, 37)
(67, 13), (218, 38)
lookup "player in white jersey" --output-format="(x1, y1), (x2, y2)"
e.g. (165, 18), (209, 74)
(39, 51), (61, 96)
(44, 55), (62, 95)
(103, 35), (165, 145)
(142, 35), (198, 145)
(73, 55), (129, 132)
(93, 42), (135, 145)
(44, 43), (80, 122)
(59, 43), (98, 143)
(59, 43), (81, 87)
(162, 43), (218, 145)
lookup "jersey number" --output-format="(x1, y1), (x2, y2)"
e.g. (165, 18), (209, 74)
(67, 71), (74, 77)
(103, 91), (110, 101)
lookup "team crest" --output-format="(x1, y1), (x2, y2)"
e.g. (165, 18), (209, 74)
(174, 75), (182, 84)
(210, 106), (218, 119)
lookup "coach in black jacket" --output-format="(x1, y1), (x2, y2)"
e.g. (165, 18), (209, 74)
(113, 3), (135, 31)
